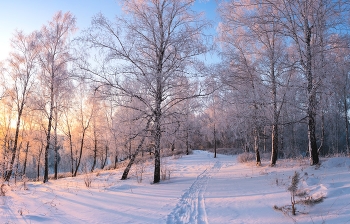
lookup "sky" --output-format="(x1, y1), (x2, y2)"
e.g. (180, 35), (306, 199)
(0, 0), (219, 61)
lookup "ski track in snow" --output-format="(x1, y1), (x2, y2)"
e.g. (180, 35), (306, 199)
(166, 160), (222, 224)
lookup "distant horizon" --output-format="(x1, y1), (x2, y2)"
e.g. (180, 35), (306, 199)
(0, 0), (218, 61)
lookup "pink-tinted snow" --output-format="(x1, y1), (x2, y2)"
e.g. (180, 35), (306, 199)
(1, 150), (350, 223)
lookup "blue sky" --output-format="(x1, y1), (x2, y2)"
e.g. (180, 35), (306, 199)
(0, 0), (218, 61)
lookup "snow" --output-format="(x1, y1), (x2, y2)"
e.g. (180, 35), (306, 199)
(1, 150), (350, 223)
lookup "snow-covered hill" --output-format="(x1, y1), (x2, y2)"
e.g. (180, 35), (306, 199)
(1, 150), (350, 223)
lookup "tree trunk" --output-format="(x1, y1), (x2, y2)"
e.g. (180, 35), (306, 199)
(101, 145), (108, 169)
(2, 136), (8, 179)
(271, 124), (278, 166)
(114, 153), (118, 169)
(154, 115), (161, 182)
(270, 56), (279, 166)
(44, 82), (54, 183)
(263, 126), (266, 153)
(54, 107), (58, 179)
(214, 123), (217, 158)
(37, 158), (40, 181)
(153, 73), (162, 184)
(121, 119), (150, 180)
(4, 107), (23, 181)
(91, 132), (97, 172)
(68, 132), (74, 177)
(14, 142), (22, 184)
(128, 125), (132, 159)
(186, 125), (189, 155)
(254, 129), (261, 166)
(305, 23), (319, 165)
(37, 145), (43, 181)
(344, 77), (349, 155)
(171, 141), (175, 152)
(154, 144), (161, 183)
(22, 141), (29, 176)
(281, 120), (284, 157)
(74, 131), (86, 177)
(121, 154), (137, 180)
(318, 109), (325, 156)
(308, 96), (319, 164)
(292, 116), (296, 156)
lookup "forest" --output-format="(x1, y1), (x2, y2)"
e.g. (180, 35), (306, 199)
(0, 0), (350, 185)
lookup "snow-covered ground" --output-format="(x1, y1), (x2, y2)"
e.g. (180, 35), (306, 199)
(1, 150), (350, 223)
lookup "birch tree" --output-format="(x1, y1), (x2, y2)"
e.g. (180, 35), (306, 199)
(38, 11), (76, 183)
(3, 31), (39, 181)
(217, 19), (265, 164)
(80, 0), (210, 183)
(73, 83), (93, 177)
(266, 0), (350, 164)
(218, 0), (350, 164)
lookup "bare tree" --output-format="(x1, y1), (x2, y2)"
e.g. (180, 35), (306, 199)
(103, 99), (120, 169)
(88, 94), (104, 172)
(324, 38), (350, 155)
(217, 19), (265, 165)
(3, 30), (39, 181)
(121, 117), (151, 180)
(80, 0), (210, 183)
(37, 11), (77, 183)
(267, 0), (350, 164)
(217, 0), (350, 164)
(60, 97), (75, 176)
(0, 100), (15, 179)
(219, 0), (295, 165)
(21, 114), (36, 177)
(73, 83), (93, 177)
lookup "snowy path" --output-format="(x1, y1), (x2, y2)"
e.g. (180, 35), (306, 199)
(2, 151), (350, 223)
(166, 160), (222, 224)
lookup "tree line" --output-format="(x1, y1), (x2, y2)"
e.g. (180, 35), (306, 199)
(0, 0), (349, 184)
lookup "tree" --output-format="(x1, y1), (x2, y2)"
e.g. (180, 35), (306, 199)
(30, 113), (47, 181)
(73, 83), (93, 177)
(88, 93), (107, 172)
(103, 99), (120, 169)
(37, 11), (77, 183)
(217, 16), (266, 165)
(59, 93), (76, 176)
(3, 30), (39, 181)
(218, 0), (299, 165)
(201, 92), (222, 158)
(121, 117), (151, 180)
(267, 0), (350, 164)
(80, 0), (210, 183)
(217, 0), (350, 163)
(21, 110), (37, 177)
(0, 99), (15, 179)
(330, 37), (350, 155)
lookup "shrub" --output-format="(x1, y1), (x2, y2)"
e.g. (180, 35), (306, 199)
(135, 161), (146, 183)
(82, 164), (93, 188)
(84, 173), (93, 188)
(160, 159), (171, 181)
(288, 171), (300, 215)
(1, 184), (8, 196)
(274, 171), (324, 216)
(237, 152), (255, 163)
(161, 167), (171, 180)
(22, 176), (29, 191)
